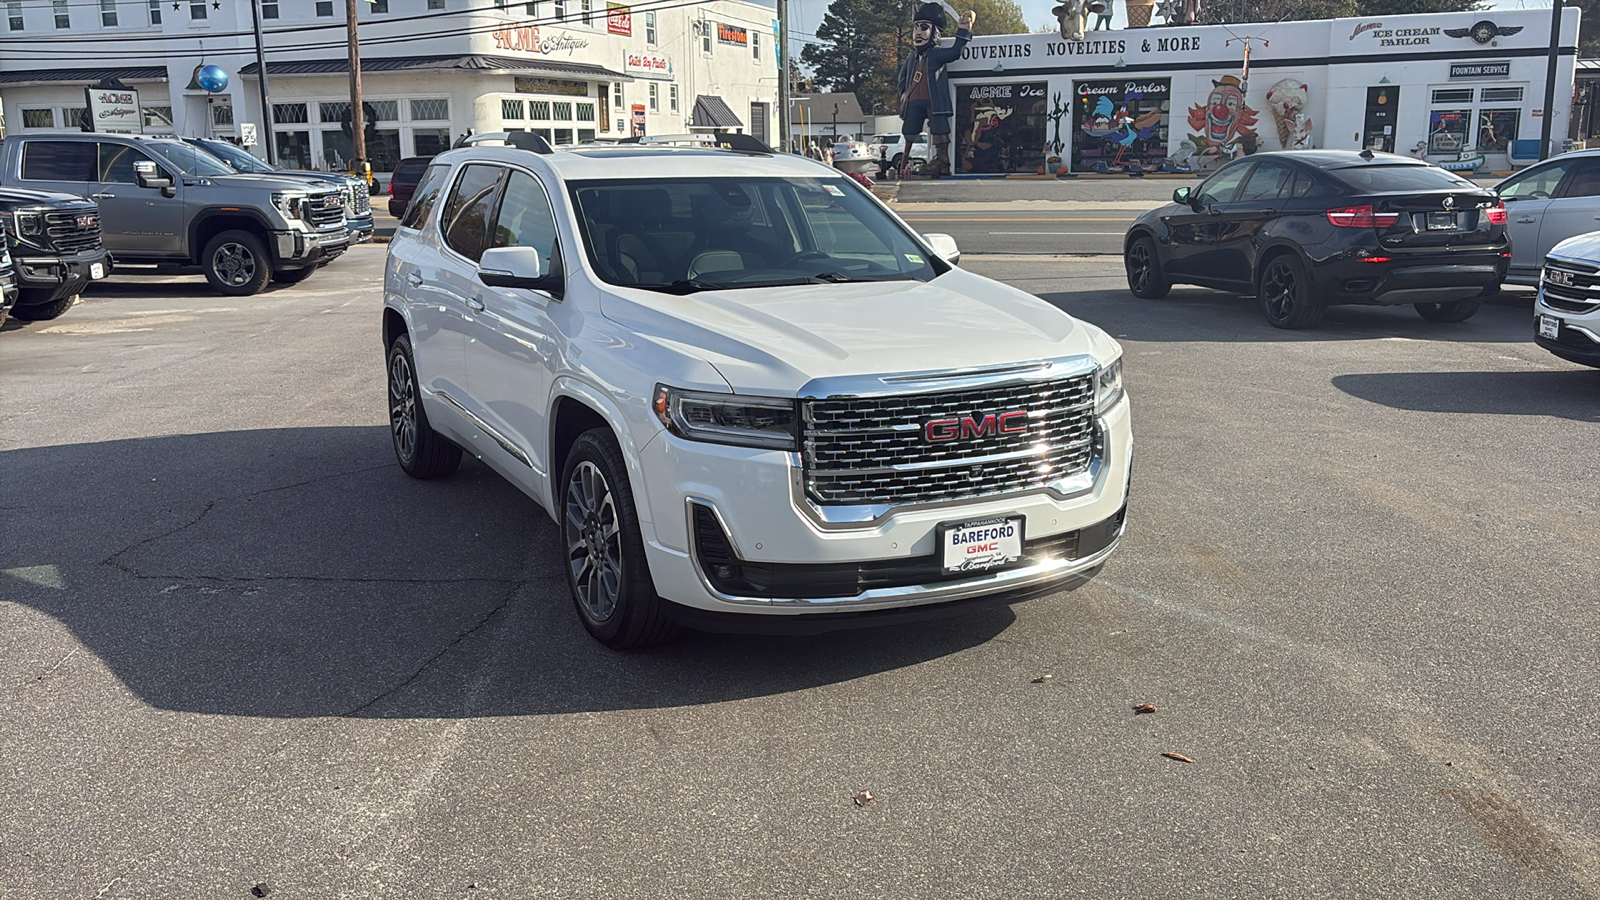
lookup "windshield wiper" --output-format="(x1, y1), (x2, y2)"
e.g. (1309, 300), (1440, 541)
(642, 278), (730, 295)
(807, 272), (885, 283)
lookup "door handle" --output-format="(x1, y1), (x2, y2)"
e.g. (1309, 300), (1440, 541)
(1516, 216), (1537, 224)
(406, 272), (423, 286)
(466, 296), (486, 312)
(91, 192), (115, 199)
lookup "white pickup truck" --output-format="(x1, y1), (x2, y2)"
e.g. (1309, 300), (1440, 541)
(382, 133), (1131, 648)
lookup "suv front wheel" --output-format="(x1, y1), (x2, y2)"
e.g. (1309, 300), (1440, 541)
(561, 429), (677, 650)
(202, 230), (273, 296)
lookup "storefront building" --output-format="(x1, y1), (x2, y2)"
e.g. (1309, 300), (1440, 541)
(0, 0), (778, 183)
(943, 8), (1578, 175)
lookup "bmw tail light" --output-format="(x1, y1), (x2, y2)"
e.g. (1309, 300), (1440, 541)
(1327, 205), (1400, 229)
(1485, 201), (1508, 225)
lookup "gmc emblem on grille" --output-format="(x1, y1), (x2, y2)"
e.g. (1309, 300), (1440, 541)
(1547, 269), (1575, 286)
(77, 215), (98, 228)
(925, 411), (1028, 442)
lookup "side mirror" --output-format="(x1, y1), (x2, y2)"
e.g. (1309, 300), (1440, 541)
(924, 232), (960, 266)
(133, 160), (175, 197)
(478, 245), (561, 296)
(1172, 186), (1193, 205)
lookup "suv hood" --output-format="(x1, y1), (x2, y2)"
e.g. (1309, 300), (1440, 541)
(599, 268), (1113, 395)
(0, 187), (96, 209)
(1548, 229), (1600, 262)
(198, 173), (345, 193)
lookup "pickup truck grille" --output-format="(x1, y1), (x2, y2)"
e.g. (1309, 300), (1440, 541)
(801, 374), (1098, 506)
(1542, 258), (1600, 315)
(308, 192), (346, 229)
(44, 210), (104, 254)
(346, 185), (371, 218)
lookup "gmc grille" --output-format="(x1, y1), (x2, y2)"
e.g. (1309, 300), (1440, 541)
(308, 192), (346, 229)
(801, 374), (1098, 506)
(44, 211), (103, 254)
(1542, 258), (1600, 314)
(346, 185), (371, 218)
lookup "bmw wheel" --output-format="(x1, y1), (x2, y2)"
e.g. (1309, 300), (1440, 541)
(1259, 254), (1324, 329)
(1125, 236), (1170, 299)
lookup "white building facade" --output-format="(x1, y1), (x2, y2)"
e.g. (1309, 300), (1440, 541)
(942, 8), (1578, 175)
(0, 0), (779, 182)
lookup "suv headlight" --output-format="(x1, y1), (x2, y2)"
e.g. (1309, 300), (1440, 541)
(6, 209), (44, 238)
(653, 385), (799, 450)
(1095, 355), (1124, 415)
(271, 191), (310, 223)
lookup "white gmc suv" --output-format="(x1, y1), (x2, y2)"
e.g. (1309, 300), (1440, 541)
(383, 133), (1131, 648)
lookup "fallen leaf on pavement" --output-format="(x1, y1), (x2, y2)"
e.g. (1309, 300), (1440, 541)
(1134, 703), (1157, 715)
(1161, 751), (1194, 763)
(854, 790), (875, 807)
(1031, 675), (1053, 683)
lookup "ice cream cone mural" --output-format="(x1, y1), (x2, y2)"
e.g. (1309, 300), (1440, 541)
(1264, 78), (1313, 150)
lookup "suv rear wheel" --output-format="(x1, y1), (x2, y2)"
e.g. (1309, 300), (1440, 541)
(202, 230), (273, 296)
(387, 334), (462, 479)
(561, 429), (677, 650)
(1259, 254), (1324, 329)
(10, 294), (76, 321)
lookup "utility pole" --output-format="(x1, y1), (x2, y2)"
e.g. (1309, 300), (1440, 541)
(249, 0), (275, 163)
(1540, 0), (1564, 160)
(776, 0), (789, 152)
(346, 0), (367, 167)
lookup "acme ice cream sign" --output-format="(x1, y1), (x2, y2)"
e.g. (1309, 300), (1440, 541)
(1351, 22), (1440, 47)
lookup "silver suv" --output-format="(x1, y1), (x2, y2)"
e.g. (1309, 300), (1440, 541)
(383, 134), (1131, 648)
(0, 133), (349, 295)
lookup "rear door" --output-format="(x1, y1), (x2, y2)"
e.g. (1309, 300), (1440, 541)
(433, 163), (509, 440)
(1163, 161), (1253, 281)
(1496, 158), (1577, 279)
(15, 139), (93, 198)
(92, 142), (185, 256)
(395, 162), (473, 412)
(1535, 157), (1600, 265)
(1207, 160), (1296, 286)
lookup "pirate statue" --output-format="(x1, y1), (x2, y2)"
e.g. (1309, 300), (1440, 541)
(899, 2), (975, 177)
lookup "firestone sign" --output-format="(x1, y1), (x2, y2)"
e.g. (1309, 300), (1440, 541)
(84, 86), (142, 133)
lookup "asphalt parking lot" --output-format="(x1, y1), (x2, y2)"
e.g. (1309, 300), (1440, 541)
(2, 246), (1597, 898)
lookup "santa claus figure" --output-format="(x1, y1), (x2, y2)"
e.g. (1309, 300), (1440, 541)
(899, 3), (975, 177)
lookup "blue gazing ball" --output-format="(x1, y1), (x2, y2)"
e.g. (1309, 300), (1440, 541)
(197, 64), (229, 93)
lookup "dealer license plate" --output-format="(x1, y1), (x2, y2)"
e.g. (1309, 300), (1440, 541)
(1539, 314), (1562, 339)
(939, 516), (1024, 575)
(1426, 212), (1459, 231)
(90, 263), (105, 280)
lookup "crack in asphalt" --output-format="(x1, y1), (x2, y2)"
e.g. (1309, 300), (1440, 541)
(102, 500), (218, 576)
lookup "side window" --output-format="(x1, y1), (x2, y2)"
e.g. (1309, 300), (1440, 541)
(1289, 170), (1316, 198)
(1558, 159), (1600, 199)
(491, 169), (561, 277)
(1498, 161), (1572, 202)
(20, 141), (95, 181)
(97, 143), (159, 183)
(1234, 163), (1293, 203)
(440, 164), (505, 262)
(399, 163), (450, 230)
(1195, 163), (1253, 206)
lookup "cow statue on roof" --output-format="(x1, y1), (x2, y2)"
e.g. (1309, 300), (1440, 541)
(898, 2), (974, 178)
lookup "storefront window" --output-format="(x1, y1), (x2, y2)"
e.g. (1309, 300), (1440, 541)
(411, 99), (449, 121)
(370, 130), (401, 173)
(1477, 108), (1519, 154)
(530, 101), (551, 120)
(412, 128), (451, 156)
(212, 104), (234, 126)
(1427, 109), (1471, 155)
(322, 129), (354, 169)
(22, 108), (54, 128)
(578, 128), (595, 142)
(553, 102), (573, 120)
(553, 128), (575, 145)
(533, 128), (554, 142)
(370, 100), (399, 121)
(577, 102), (595, 122)
(143, 106), (173, 130)
(276, 131), (313, 170)
(64, 107), (86, 129)
(957, 81), (1049, 174)
(1067, 80), (1169, 173)
(503, 99), (525, 119)
(273, 103), (309, 124)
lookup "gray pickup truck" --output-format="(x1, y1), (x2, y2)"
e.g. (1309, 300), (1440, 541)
(0, 133), (349, 295)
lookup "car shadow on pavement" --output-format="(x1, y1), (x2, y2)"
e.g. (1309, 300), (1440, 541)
(1, 426), (1017, 719)
(1034, 285), (1538, 344)
(1331, 369), (1600, 421)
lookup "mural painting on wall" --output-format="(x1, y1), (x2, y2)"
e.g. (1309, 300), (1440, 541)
(1184, 75), (1259, 169)
(1071, 78), (1170, 173)
(956, 82), (1048, 174)
(1263, 78), (1313, 150)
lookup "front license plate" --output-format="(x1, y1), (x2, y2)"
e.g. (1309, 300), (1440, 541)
(89, 262), (105, 280)
(1426, 212), (1458, 231)
(1539, 314), (1562, 339)
(940, 516), (1025, 575)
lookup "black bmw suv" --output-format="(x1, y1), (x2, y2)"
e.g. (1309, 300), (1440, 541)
(1123, 150), (1509, 328)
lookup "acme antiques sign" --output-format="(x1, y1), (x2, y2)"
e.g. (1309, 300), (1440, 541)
(492, 25), (590, 55)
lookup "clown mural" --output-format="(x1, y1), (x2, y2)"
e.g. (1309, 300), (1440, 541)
(899, 2), (975, 177)
(1185, 74), (1259, 169)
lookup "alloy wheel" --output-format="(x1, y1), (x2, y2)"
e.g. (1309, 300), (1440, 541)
(388, 351), (417, 463)
(212, 242), (258, 286)
(1127, 243), (1152, 293)
(1262, 260), (1298, 320)
(566, 461), (622, 624)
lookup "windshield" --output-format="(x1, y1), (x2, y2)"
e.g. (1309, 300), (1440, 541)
(145, 142), (237, 177)
(1332, 164), (1478, 193)
(197, 140), (277, 175)
(568, 176), (941, 292)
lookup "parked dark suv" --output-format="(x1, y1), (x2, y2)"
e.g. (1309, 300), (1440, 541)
(1124, 150), (1509, 328)
(386, 157), (434, 220)
(0, 187), (111, 321)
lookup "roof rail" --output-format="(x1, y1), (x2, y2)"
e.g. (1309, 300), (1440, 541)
(453, 131), (554, 154)
(617, 133), (775, 155)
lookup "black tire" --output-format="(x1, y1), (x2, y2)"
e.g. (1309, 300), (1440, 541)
(1414, 296), (1483, 322)
(1259, 254), (1324, 329)
(201, 229), (273, 296)
(891, 153), (904, 170)
(272, 266), (317, 285)
(1125, 235), (1170, 299)
(387, 333), (462, 479)
(561, 428), (677, 650)
(10, 293), (76, 321)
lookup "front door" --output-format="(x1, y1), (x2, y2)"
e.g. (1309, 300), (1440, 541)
(1536, 156), (1600, 265)
(1208, 160), (1295, 287)
(1495, 157), (1578, 280)
(1164, 161), (1254, 280)
(1363, 86), (1399, 154)
(92, 142), (185, 256)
